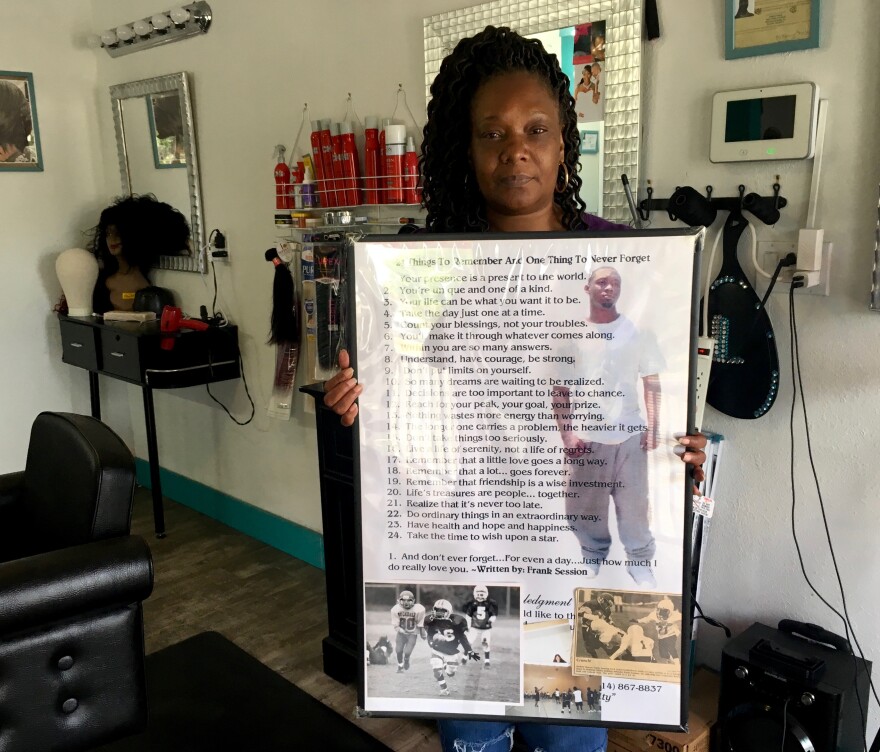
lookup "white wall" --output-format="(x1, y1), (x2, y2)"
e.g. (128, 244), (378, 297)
(6, 0), (880, 732)
(0, 0), (134, 471)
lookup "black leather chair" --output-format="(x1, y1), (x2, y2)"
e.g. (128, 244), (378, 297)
(0, 412), (154, 752)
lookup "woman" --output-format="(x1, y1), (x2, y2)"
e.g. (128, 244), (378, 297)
(326, 26), (705, 752)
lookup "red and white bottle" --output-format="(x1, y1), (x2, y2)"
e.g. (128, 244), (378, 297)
(384, 124), (406, 205)
(274, 145), (291, 210)
(363, 116), (380, 204)
(340, 122), (362, 206)
(402, 136), (420, 205)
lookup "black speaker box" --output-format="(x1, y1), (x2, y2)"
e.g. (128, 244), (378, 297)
(718, 621), (871, 752)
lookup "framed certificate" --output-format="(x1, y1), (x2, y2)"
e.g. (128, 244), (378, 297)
(725, 0), (820, 60)
(351, 229), (704, 728)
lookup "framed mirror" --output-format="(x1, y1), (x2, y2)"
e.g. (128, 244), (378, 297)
(424, 0), (643, 224)
(110, 72), (205, 272)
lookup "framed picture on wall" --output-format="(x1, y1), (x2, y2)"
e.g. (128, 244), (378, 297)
(0, 71), (43, 171)
(146, 92), (186, 169)
(725, 0), (820, 59)
(581, 130), (599, 154)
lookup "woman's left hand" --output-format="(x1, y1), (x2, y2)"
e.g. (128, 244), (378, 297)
(676, 433), (707, 484)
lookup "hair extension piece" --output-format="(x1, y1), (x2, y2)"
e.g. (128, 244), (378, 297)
(264, 248), (300, 344)
(420, 25), (586, 233)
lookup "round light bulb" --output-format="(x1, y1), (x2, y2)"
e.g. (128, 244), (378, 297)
(169, 7), (191, 26)
(100, 29), (118, 47)
(151, 13), (172, 31)
(115, 24), (135, 42)
(133, 19), (152, 37)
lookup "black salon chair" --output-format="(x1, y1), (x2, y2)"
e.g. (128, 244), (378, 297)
(0, 412), (154, 752)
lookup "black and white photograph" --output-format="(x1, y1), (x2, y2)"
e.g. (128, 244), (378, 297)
(572, 588), (682, 683)
(364, 582), (521, 705)
(509, 665), (602, 719)
(0, 71), (42, 170)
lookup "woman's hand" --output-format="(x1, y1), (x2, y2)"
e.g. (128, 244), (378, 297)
(675, 432), (707, 484)
(323, 349), (362, 427)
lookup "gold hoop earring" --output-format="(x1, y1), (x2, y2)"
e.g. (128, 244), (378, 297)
(555, 162), (570, 194)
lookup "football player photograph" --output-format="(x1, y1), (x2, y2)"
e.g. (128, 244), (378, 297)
(462, 585), (498, 667)
(390, 589), (426, 673)
(326, 24), (706, 752)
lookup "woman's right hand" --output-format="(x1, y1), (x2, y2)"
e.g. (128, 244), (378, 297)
(323, 349), (362, 427)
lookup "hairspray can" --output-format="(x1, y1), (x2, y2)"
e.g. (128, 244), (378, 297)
(402, 136), (419, 205)
(274, 145), (291, 210)
(309, 122), (326, 208)
(330, 122), (346, 206)
(363, 116), (380, 204)
(318, 119), (337, 207)
(384, 124), (406, 204)
(340, 122), (362, 206)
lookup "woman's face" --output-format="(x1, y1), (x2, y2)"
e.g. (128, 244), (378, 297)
(105, 225), (122, 256)
(469, 71), (565, 229)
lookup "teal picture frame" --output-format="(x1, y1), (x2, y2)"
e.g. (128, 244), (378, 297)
(0, 70), (43, 171)
(146, 92), (186, 169)
(725, 0), (820, 60)
(581, 129), (599, 154)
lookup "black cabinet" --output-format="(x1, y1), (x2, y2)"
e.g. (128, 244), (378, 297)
(58, 315), (240, 537)
(301, 383), (359, 683)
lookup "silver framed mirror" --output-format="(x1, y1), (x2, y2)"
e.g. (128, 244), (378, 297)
(110, 72), (205, 272)
(424, 0), (642, 224)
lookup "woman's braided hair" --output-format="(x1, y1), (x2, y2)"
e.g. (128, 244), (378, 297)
(420, 25), (585, 232)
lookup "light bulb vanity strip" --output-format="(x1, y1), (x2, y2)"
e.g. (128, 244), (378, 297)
(98, 2), (212, 58)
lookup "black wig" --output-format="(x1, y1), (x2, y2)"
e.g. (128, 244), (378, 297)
(420, 25), (586, 233)
(89, 194), (190, 313)
(90, 194), (190, 273)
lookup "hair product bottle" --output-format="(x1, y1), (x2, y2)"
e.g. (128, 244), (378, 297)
(402, 136), (419, 205)
(363, 117), (380, 204)
(330, 123), (346, 206)
(340, 122), (362, 206)
(309, 122), (326, 208)
(378, 118), (392, 203)
(319, 119), (338, 207)
(274, 145), (291, 210)
(384, 124), (406, 205)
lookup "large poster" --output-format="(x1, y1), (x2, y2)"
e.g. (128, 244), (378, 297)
(354, 231), (702, 728)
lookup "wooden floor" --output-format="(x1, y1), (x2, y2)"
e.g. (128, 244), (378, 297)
(132, 489), (441, 752)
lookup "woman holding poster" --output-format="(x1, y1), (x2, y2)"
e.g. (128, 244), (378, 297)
(325, 25), (705, 752)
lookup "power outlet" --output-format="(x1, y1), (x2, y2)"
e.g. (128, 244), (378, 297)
(209, 230), (229, 262)
(755, 240), (833, 297)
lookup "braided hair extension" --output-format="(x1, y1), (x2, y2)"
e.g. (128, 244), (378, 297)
(420, 25), (586, 233)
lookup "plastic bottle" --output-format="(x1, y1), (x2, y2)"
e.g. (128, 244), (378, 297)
(309, 122), (326, 208)
(378, 118), (392, 203)
(330, 122), (346, 206)
(340, 122), (362, 206)
(301, 163), (317, 208)
(292, 160), (305, 209)
(363, 116), (380, 205)
(402, 136), (419, 205)
(384, 124), (407, 204)
(318, 119), (337, 207)
(274, 145), (291, 210)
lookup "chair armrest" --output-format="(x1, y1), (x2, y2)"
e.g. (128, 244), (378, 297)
(0, 535), (154, 634)
(0, 470), (24, 510)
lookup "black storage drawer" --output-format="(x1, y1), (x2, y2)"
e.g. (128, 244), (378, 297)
(99, 329), (142, 382)
(60, 320), (99, 371)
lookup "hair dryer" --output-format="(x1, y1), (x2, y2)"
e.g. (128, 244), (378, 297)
(160, 305), (209, 350)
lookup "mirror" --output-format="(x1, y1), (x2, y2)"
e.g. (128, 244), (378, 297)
(424, 0), (643, 224)
(110, 72), (205, 272)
